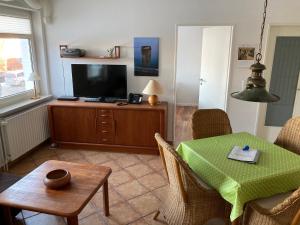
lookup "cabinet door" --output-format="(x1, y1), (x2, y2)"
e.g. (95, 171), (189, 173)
(51, 107), (98, 143)
(114, 110), (162, 147)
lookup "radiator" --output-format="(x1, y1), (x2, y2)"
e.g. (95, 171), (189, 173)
(0, 103), (50, 166)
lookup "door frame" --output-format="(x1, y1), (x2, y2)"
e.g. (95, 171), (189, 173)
(255, 24), (300, 141)
(173, 24), (235, 141)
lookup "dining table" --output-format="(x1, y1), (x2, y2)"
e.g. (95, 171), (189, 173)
(176, 132), (300, 224)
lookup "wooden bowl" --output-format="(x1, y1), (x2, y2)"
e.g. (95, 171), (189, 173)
(43, 169), (71, 189)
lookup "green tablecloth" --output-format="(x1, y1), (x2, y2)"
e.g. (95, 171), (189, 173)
(177, 132), (300, 221)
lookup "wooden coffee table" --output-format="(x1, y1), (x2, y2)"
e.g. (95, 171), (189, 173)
(0, 160), (112, 225)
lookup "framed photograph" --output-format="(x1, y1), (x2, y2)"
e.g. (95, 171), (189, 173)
(134, 37), (159, 76)
(237, 45), (256, 68)
(59, 45), (68, 57)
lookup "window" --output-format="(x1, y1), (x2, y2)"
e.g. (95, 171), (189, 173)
(0, 15), (35, 99)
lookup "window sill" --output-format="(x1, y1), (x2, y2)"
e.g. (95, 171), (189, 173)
(0, 95), (53, 118)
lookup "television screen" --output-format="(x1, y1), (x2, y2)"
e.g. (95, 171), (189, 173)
(71, 64), (127, 98)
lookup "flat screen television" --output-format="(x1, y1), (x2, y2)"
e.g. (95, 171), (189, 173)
(71, 64), (127, 99)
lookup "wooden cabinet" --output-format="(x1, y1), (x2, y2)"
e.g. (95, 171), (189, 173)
(48, 101), (167, 154)
(51, 107), (98, 143)
(114, 110), (161, 147)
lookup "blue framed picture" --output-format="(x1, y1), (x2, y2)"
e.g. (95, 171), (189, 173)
(134, 37), (159, 76)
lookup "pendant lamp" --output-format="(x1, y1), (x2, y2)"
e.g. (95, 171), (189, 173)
(231, 0), (280, 103)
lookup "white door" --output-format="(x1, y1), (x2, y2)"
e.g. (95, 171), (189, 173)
(198, 26), (233, 110)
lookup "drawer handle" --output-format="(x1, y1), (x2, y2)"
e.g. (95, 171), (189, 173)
(102, 130), (109, 133)
(101, 122), (107, 124)
(100, 115), (110, 117)
(102, 138), (108, 141)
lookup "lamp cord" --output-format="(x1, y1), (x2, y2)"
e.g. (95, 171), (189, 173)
(256, 0), (268, 63)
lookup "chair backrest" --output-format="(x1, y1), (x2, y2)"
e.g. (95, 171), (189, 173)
(274, 117), (300, 155)
(154, 133), (209, 203)
(192, 109), (232, 139)
(271, 187), (300, 225)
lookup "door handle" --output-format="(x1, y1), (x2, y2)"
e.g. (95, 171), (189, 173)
(200, 78), (207, 82)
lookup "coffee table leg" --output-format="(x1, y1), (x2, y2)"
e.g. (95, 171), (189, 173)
(67, 216), (78, 225)
(103, 179), (110, 216)
(3, 206), (14, 225)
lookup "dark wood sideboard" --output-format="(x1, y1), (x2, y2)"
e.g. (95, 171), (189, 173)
(48, 101), (168, 154)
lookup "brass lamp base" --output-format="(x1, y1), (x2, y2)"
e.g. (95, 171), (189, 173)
(148, 95), (158, 106)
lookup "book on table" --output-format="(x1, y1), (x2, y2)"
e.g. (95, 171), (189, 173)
(228, 146), (260, 164)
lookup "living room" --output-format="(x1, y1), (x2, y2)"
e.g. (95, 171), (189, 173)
(0, 0), (300, 225)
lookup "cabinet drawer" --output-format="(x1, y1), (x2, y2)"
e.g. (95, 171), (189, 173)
(99, 133), (114, 144)
(97, 109), (113, 116)
(97, 119), (113, 127)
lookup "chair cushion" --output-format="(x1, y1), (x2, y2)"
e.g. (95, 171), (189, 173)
(254, 191), (293, 209)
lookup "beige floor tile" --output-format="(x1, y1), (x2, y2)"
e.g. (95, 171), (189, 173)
(138, 173), (167, 191)
(31, 147), (57, 160)
(117, 155), (141, 168)
(128, 192), (160, 216)
(147, 158), (163, 171)
(115, 180), (149, 200)
(22, 210), (39, 219)
(33, 155), (60, 166)
(129, 218), (150, 225)
(56, 149), (83, 161)
(25, 214), (66, 225)
(78, 149), (101, 158)
(136, 154), (158, 162)
(126, 163), (153, 178)
(109, 170), (133, 186)
(92, 187), (124, 209)
(79, 213), (105, 225)
(107, 152), (128, 160)
(143, 212), (167, 225)
(101, 160), (121, 172)
(8, 158), (37, 175)
(85, 152), (111, 164)
(151, 185), (168, 202)
(78, 203), (97, 220)
(101, 202), (140, 225)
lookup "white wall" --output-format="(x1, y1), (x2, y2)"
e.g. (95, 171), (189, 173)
(43, 0), (300, 141)
(176, 26), (202, 106)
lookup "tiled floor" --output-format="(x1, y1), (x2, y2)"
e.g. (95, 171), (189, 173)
(7, 145), (168, 225)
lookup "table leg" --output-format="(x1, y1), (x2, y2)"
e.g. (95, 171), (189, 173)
(67, 216), (78, 225)
(103, 179), (110, 216)
(2, 206), (14, 225)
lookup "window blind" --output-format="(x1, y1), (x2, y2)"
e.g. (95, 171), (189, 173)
(0, 15), (31, 35)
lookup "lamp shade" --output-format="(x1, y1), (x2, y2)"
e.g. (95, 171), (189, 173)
(142, 80), (163, 95)
(28, 72), (41, 81)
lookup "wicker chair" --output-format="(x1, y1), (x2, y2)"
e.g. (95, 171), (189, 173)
(243, 188), (300, 225)
(274, 117), (300, 155)
(154, 133), (230, 225)
(192, 109), (232, 139)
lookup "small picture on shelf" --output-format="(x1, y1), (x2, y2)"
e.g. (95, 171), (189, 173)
(134, 37), (159, 76)
(59, 45), (68, 57)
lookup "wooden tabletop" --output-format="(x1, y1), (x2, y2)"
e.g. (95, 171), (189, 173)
(48, 100), (168, 111)
(0, 160), (111, 217)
